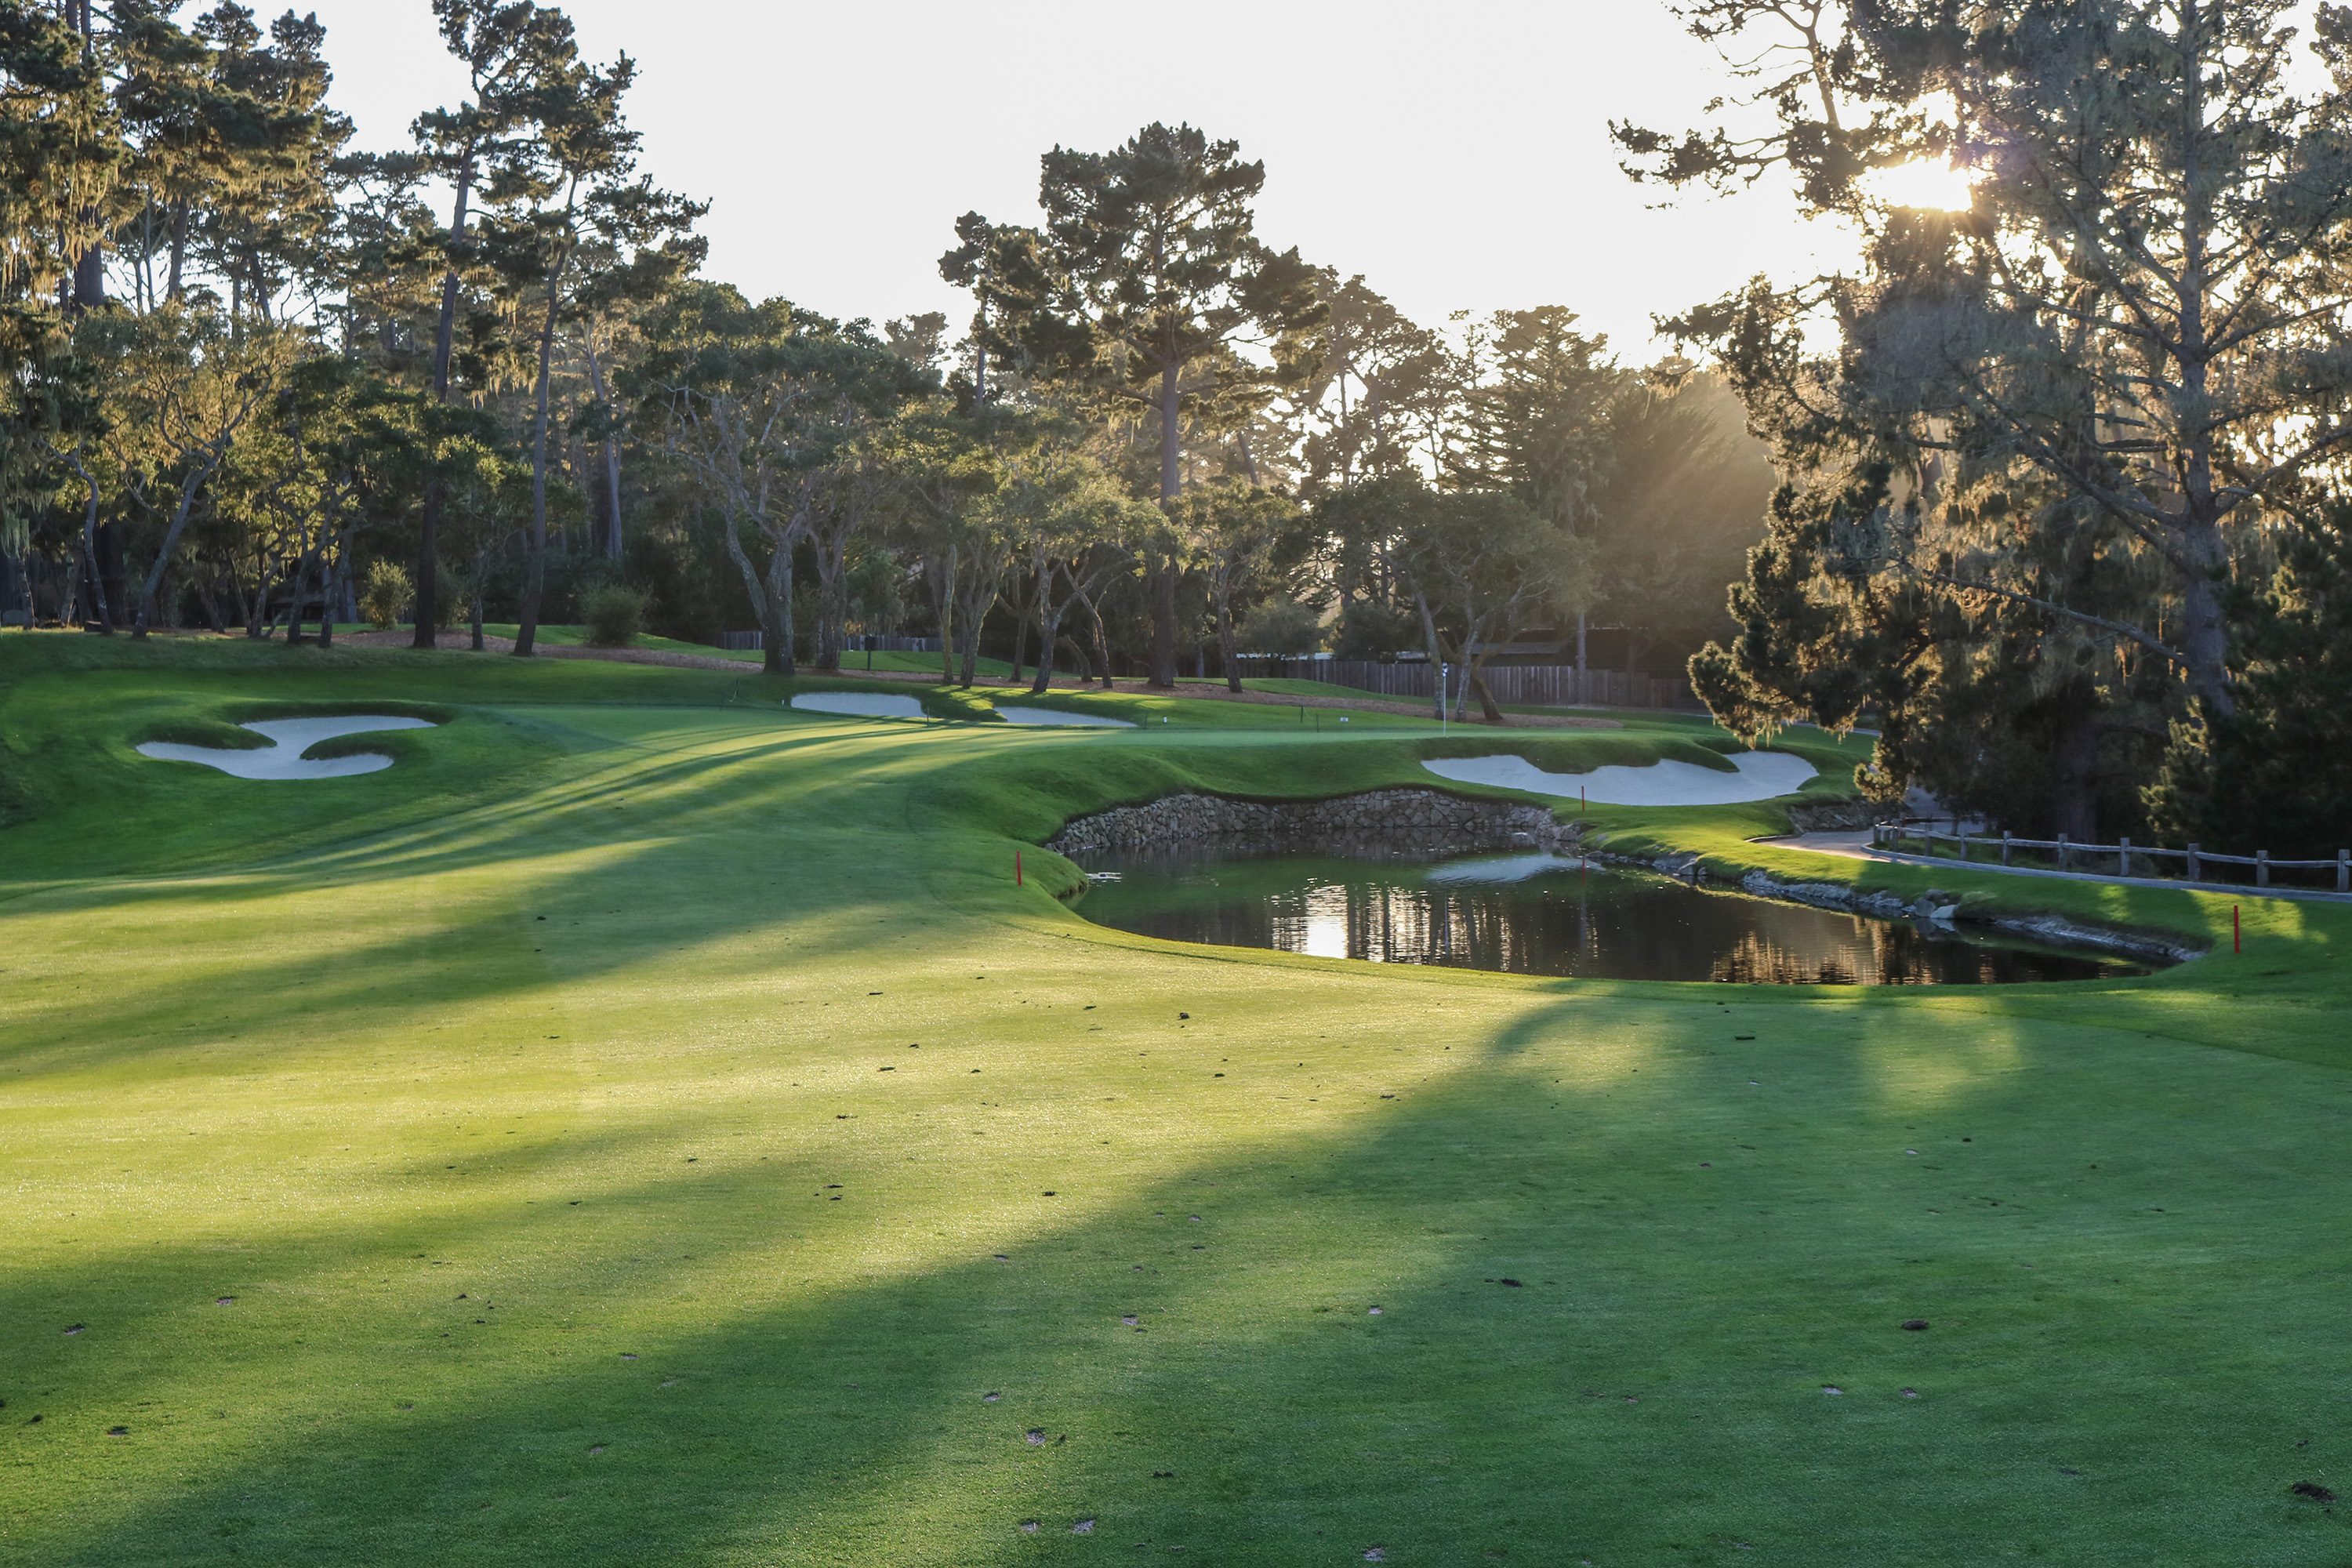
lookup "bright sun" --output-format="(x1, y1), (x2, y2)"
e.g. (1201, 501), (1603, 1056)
(1862, 159), (1977, 211)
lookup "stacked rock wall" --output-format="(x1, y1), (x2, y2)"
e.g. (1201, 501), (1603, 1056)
(1046, 789), (1577, 858)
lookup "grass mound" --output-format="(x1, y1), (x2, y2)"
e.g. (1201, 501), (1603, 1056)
(2, 634), (2347, 1566)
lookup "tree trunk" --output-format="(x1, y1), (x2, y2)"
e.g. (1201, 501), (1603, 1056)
(812, 527), (848, 672)
(132, 476), (216, 637)
(954, 569), (995, 688)
(1027, 551), (1062, 696)
(717, 506), (794, 677)
(2048, 702), (2102, 842)
(194, 569), (227, 633)
(1470, 666), (1505, 724)
(585, 336), (625, 559)
(71, 534), (106, 633)
(928, 549), (956, 684)
(318, 536), (345, 648)
(1218, 587), (1241, 693)
(514, 230), (571, 658)
(60, 544), (82, 630)
(2178, 517), (2233, 717)
(1028, 612), (1061, 695)
(166, 201), (188, 303)
(1073, 577), (1114, 688)
(98, 519), (125, 633)
(66, 453), (111, 633)
(286, 501), (345, 645)
(71, 228), (103, 312)
(284, 547), (310, 644)
(1150, 360), (1181, 688)
(1014, 550), (1043, 685)
(1411, 586), (1445, 719)
(2168, 29), (2233, 721)
(418, 158), (476, 648)
(470, 557), (486, 652)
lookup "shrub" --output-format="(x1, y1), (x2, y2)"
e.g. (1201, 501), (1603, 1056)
(2148, 506), (2352, 851)
(1234, 598), (1327, 657)
(583, 585), (650, 648)
(360, 561), (412, 631)
(1330, 599), (1421, 660)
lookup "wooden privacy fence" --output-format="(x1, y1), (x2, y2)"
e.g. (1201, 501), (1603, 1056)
(1873, 822), (2352, 892)
(1229, 657), (1704, 711)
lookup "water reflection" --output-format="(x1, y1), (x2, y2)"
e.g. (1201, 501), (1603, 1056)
(1073, 844), (2150, 985)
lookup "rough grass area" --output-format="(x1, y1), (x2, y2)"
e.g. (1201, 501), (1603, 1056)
(2, 633), (2349, 1566)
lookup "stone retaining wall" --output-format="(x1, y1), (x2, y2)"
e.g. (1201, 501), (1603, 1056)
(1733, 867), (2200, 964)
(1566, 846), (2201, 964)
(1047, 789), (1578, 858)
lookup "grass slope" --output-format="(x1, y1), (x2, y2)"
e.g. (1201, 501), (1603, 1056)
(2, 633), (2349, 1567)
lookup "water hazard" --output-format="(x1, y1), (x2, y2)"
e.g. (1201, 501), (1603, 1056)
(1071, 845), (2152, 985)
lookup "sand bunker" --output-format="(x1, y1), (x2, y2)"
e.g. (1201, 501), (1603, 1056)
(136, 716), (437, 780)
(1422, 750), (1817, 806)
(994, 706), (1134, 728)
(789, 692), (926, 720)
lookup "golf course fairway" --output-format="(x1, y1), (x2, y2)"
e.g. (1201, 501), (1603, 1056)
(3, 636), (2349, 1567)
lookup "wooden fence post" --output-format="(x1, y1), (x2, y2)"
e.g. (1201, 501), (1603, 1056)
(2002, 831), (2012, 866)
(2187, 843), (2200, 881)
(2339, 850), (2349, 895)
(2058, 833), (2070, 872)
(2257, 849), (2270, 888)
(2119, 836), (2132, 878)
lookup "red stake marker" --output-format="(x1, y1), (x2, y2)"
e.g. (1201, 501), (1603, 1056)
(1016, 851), (1024, 887)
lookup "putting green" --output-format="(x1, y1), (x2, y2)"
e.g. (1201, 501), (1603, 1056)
(2, 635), (2348, 1567)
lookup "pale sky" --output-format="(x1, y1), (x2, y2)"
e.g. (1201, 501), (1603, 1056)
(299, 0), (1855, 364)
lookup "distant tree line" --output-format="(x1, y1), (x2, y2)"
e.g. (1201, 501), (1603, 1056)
(1622, 0), (2352, 850)
(0, 0), (1768, 719)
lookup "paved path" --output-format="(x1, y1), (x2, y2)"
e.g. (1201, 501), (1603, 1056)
(1755, 831), (2352, 906)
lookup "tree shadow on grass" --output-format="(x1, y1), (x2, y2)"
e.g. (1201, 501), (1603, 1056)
(13, 991), (2352, 1566)
(0, 713), (1054, 1076)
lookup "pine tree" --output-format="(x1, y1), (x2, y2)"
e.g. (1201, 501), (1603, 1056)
(985, 123), (1323, 688)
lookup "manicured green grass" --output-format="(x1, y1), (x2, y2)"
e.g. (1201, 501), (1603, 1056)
(3, 632), (2350, 1566)
(478, 623), (765, 662)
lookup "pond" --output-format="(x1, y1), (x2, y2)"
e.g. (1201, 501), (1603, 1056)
(1070, 844), (2153, 985)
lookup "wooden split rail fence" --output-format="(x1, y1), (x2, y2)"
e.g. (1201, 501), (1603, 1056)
(1871, 822), (2352, 892)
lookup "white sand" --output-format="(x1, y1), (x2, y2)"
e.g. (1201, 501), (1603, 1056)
(789, 692), (926, 720)
(1421, 750), (1818, 805)
(1424, 852), (1583, 885)
(136, 716), (437, 780)
(994, 705), (1134, 728)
